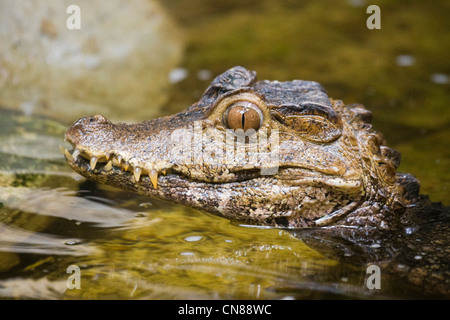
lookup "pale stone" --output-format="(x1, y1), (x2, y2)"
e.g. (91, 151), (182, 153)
(0, 0), (184, 123)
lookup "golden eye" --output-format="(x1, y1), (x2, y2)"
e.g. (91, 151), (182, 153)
(224, 101), (263, 132)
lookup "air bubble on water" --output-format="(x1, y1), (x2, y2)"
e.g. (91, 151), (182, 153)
(134, 212), (146, 218)
(65, 239), (81, 245)
(197, 69), (212, 81)
(139, 202), (152, 208)
(396, 54), (415, 67)
(348, 0), (366, 7)
(184, 235), (203, 242)
(431, 73), (449, 84)
(169, 68), (188, 83)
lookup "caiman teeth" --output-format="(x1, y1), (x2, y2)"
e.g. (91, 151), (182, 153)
(59, 144), (66, 155)
(90, 156), (98, 170)
(61, 144), (81, 163)
(104, 160), (113, 172)
(72, 149), (80, 160)
(150, 169), (158, 189)
(64, 148), (164, 189)
(61, 145), (74, 162)
(133, 167), (142, 182)
(65, 149), (73, 162)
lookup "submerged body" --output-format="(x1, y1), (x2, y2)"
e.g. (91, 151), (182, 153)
(64, 67), (449, 296)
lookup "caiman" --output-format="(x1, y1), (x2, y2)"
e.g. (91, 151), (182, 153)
(64, 66), (449, 297)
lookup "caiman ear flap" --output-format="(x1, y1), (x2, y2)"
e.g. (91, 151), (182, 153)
(270, 101), (343, 143)
(197, 66), (257, 108)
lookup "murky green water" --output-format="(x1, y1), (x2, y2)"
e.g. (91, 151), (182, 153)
(0, 0), (449, 299)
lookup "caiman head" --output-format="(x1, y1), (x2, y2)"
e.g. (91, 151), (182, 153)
(64, 66), (420, 229)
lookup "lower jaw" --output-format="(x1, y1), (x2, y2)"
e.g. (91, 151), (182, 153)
(66, 157), (364, 229)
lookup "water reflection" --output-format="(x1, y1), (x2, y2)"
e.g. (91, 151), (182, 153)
(0, 222), (95, 256)
(0, 179), (445, 299)
(0, 187), (138, 228)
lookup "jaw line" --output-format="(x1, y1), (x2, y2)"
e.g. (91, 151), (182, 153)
(67, 151), (362, 191)
(63, 145), (365, 228)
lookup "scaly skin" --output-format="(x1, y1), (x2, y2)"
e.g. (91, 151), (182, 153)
(64, 66), (411, 229)
(64, 67), (449, 296)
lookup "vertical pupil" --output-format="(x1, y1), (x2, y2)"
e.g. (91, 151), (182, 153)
(225, 102), (262, 132)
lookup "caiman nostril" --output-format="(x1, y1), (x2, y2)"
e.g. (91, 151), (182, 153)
(71, 117), (88, 127)
(65, 115), (112, 146)
(87, 115), (110, 124)
(68, 115), (112, 132)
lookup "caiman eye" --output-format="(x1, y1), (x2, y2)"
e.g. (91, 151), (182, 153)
(224, 101), (263, 132)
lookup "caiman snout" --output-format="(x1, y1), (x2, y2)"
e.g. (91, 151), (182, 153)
(67, 115), (112, 136)
(64, 114), (168, 189)
(64, 114), (118, 166)
(66, 115), (114, 145)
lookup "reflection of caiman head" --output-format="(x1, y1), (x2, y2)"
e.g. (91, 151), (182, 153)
(64, 66), (420, 229)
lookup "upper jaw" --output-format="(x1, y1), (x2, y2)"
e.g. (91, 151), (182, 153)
(63, 137), (363, 203)
(62, 140), (167, 189)
(64, 114), (177, 188)
(63, 111), (363, 190)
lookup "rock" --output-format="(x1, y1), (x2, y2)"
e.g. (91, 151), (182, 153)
(0, 0), (184, 123)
